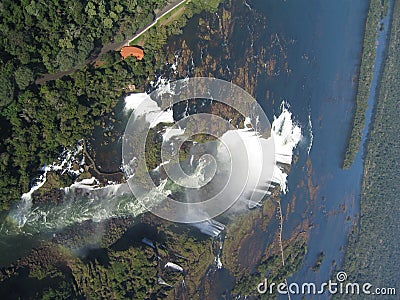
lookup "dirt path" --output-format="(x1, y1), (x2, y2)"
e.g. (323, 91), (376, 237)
(35, 0), (188, 85)
(82, 139), (125, 178)
(124, 0), (188, 46)
(277, 200), (292, 300)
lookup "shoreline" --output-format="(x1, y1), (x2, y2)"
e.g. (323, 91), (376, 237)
(35, 0), (190, 85)
(340, 0), (400, 292)
(359, 0), (395, 158)
(0, 2), (309, 298)
(342, 0), (390, 169)
(0, 0), (225, 212)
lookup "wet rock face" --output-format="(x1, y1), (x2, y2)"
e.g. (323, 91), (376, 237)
(158, 0), (290, 100)
(31, 171), (69, 205)
(32, 188), (65, 205)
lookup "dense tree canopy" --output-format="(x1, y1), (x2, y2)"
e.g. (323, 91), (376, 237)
(0, 0), (166, 209)
(0, 0), (164, 75)
(0, 0), (223, 210)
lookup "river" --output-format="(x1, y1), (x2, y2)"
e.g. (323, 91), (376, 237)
(247, 0), (392, 298)
(0, 0), (392, 298)
(171, 0), (392, 297)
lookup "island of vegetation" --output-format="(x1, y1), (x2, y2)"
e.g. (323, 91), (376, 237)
(340, 0), (400, 294)
(342, 0), (389, 169)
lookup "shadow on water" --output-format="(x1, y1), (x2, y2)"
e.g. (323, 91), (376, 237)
(0, 233), (48, 267)
(80, 248), (111, 268)
(0, 266), (82, 300)
(111, 222), (166, 251)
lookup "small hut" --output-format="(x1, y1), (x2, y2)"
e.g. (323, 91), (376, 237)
(120, 46), (144, 60)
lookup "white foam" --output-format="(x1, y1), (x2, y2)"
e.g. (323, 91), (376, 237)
(6, 98), (302, 234)
(244, 116), (252, 128)
(149, 108), (174, 128)
(307, 112), (313, 155)
(162, 127), (185, 142)
(124, 93), (149, 112)
(158, 277), (172, 287)
(64, 177), (101, 191)
(165, 262), (184, 272)
(216, 255), (223, 269)
(78, 177), (98, 185)
(192, 219), (225, 237)
(150, 76), (176, 96)
(270, 101), (302, 193)
(124, 92), (174, 128)
(272, 102), (302, 165)
(8, 142), (86, 228)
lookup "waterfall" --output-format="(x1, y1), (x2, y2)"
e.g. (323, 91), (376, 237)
(3, 98), (302, 236)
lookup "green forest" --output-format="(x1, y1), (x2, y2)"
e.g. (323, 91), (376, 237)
(0, 0), (222, 210)
(0, 217), (216, 299)
(342, 0), (389, 169)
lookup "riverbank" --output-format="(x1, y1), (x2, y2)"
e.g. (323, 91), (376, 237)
(0, 0), (224, 212)
(342, 0), (390, 169)
(340, 0), (400, 294)
(34, 0), (190, 85)
(0, 1), (308, 298)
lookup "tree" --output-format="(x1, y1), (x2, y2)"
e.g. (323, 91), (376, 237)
(0, 63), (15, 106)
(14, 66), (34, 90)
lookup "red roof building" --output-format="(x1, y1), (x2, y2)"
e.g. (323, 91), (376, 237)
(120, 46), (144, 60)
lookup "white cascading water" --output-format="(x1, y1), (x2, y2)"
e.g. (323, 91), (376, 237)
(3, 93), (302, 236)
(271, 101), (302, 193)
(5, 143), (85, 230)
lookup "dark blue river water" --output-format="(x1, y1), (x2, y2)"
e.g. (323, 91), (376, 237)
(0, 0), (391, 298)
(249, 0), (391, 298)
